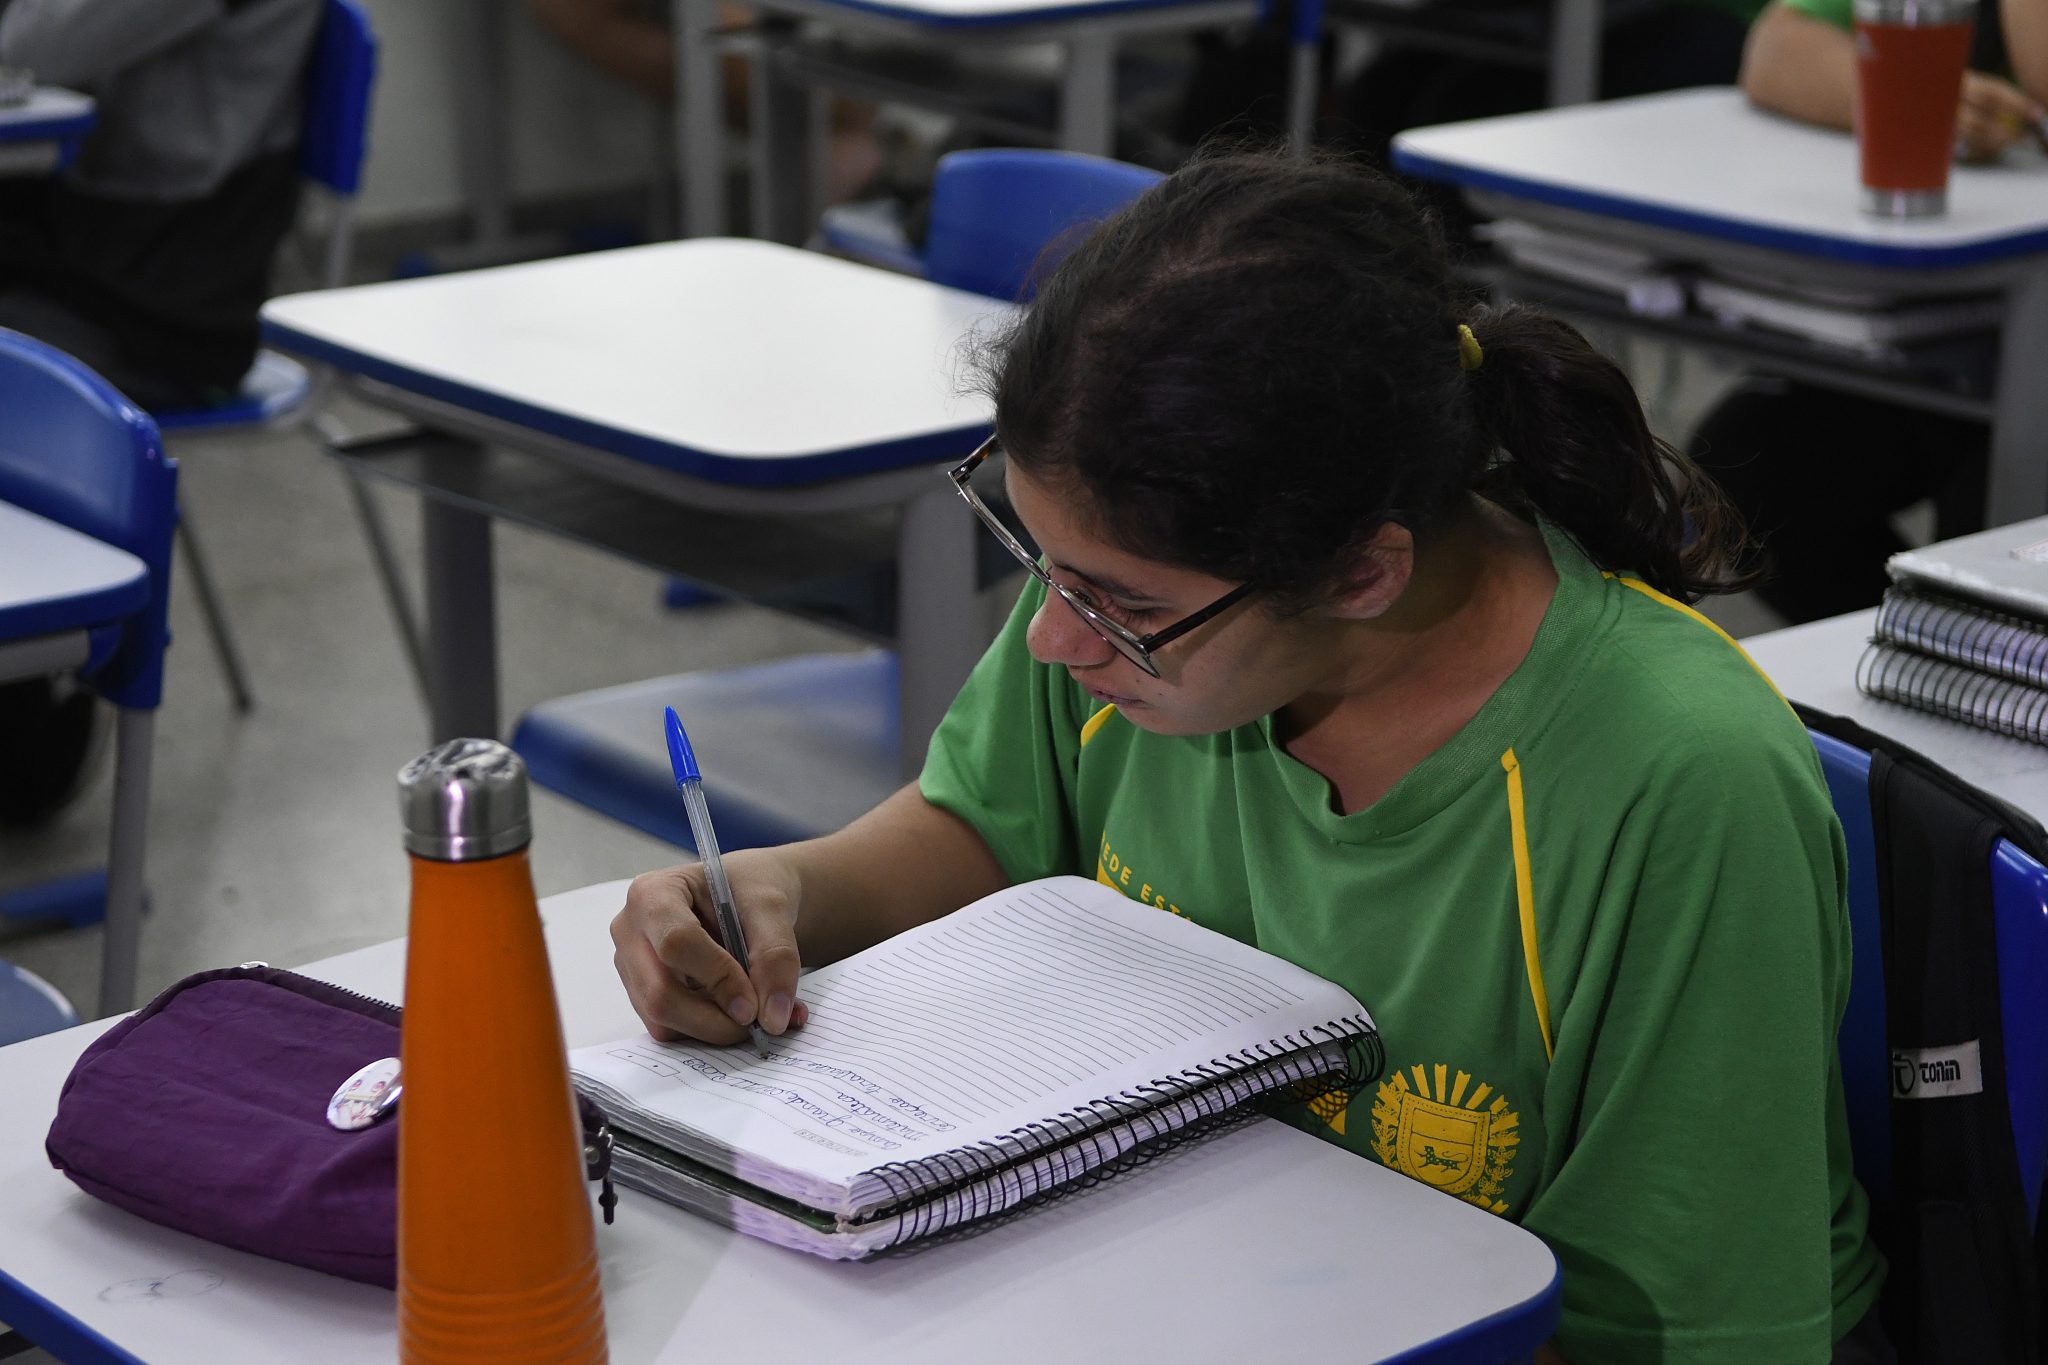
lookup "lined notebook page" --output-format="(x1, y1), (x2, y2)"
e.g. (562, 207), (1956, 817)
(570, 876), (1366, 1201)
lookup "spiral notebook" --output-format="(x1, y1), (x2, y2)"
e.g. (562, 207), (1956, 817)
(1854, 520), (2048, 745)
(570, 876), (1378, 1258)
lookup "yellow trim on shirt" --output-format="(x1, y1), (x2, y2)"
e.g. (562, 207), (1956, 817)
(1501, 747), (1555, 1063)
(1080, 703), (1121, 747)
(1604, 573), (1789, 707)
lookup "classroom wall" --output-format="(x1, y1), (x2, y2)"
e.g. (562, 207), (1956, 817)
(355, 0), (667, 228)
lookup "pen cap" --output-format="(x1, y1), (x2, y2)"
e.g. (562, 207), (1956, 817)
(397, 739), (532, 862)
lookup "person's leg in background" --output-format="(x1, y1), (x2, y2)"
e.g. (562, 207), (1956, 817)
(1688, 377), (1988, 623)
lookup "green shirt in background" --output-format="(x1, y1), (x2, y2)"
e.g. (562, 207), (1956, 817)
(1778, 0), (1854, 31)
(920, 520), (1883, 1364)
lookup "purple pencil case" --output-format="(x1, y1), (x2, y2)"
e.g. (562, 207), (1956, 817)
(45, 965), (613, 1289)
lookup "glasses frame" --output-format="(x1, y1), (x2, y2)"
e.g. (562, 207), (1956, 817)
(949, 434), (1256, 678)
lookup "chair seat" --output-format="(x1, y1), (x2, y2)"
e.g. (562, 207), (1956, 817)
(0, 961), (79, 1046)
(152, 351), (312, 431)
(818, 199), (925, 278)
(512, 650), (902, 853)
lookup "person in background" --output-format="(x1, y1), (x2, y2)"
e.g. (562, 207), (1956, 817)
(0, 0), (324, 410)
(0, 0), (322, 822)
(1687, 0), (2046, 623)
(527, 0), (884, 205)
(611, 150), (1891, 1364)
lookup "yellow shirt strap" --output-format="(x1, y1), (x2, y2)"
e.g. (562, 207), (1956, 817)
(1500, 747), (1555, 1062)
(1080, 703), (1121, 748)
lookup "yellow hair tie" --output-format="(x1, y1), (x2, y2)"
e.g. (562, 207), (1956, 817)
(1457, 323), (1484, 373)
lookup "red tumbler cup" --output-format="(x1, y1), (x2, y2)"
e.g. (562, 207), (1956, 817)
(1853, 0), (1976, 217)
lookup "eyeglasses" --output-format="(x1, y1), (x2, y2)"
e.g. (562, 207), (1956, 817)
(949, 434), (1256, 678)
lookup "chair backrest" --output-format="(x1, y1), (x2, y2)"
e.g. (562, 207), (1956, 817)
(1814, 726), (2048, 1230)
(0, 329), (177, 710)
(922, 149), (1165, 302)
(298, 0), (377, 197)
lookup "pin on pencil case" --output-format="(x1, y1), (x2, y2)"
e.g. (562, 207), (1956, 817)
(44, 964), (613, 1288)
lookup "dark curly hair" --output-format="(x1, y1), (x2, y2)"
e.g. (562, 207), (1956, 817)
(972, 148), (1754, 607)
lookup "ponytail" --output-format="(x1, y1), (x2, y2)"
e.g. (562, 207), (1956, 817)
(1461, 304), (1757, 603)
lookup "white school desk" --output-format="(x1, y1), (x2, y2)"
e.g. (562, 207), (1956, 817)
(0, 502), (149, 667)
(0, 878), (1563, 1364)
(260, 239), (1008, 775)
(1392, 87), (2048, 525)
(672, 0), (1254, 242)
(1746, 608), (2048, 815)
(0, 87), (93, 177)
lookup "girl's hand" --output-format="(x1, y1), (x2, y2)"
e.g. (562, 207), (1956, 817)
(1955, 71), (2046, 162)
(611, 853), (810, 1045)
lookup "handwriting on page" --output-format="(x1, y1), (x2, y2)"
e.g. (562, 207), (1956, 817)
(606, 882), (1309, 1157)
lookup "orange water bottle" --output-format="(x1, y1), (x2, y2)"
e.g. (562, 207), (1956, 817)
(395, 740), (608, 1364)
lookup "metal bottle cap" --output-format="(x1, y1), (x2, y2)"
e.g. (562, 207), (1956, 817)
(397, 738), (532, 861)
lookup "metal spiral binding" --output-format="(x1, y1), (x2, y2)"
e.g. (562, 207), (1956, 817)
(1876, 587), (2048, 690)
(858, 1016), (1381, 1240)
(1858, 640), (2048, 744)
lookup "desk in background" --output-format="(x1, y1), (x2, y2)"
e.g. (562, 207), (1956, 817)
(672, 0), (1254, 242)
(0, 878), (1562, 1364)
(1746, 608), (2048, 814)
(262, 238), (1007, 777)
(1393, 88), (2048, 525)
(0, 87), (92, 176)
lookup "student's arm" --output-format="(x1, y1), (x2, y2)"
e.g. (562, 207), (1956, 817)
(1740, 2), (1859, 130)
(612, 784), (1008, 1046)
(0, 0), (220, 89)
(527, 0), (677, 102)
(2006, 0), (2048, 105)
(1743, 0), (2045, 156)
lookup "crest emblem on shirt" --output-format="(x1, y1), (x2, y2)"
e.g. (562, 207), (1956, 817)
(1369, 1064), (1520, 1215)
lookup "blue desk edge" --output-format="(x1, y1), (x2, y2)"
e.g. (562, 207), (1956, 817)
(260, 318), (993, 488)
(1381, 1252), (1564, 1364)
(0, 1264), (147, 1365)
(1391, 143), (2048, 272)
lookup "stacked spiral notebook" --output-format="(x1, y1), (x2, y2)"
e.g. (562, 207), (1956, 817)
(570, 876), (1379, 1259)
(1859, 517), (2048, 744)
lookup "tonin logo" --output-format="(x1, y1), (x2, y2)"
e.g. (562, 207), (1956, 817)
(1890, 1041), (1984, 1100)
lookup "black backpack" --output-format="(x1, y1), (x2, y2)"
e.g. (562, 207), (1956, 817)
(1799, 703), (2045, 1364)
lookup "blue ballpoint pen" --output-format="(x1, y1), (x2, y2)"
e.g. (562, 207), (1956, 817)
(664, 707), (771, 1056)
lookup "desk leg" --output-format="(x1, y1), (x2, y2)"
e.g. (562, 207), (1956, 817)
(1059, 35), (1116, 158)
(1987, 269), (2048, 526)
(422, 498), (500, 743)
(454, 0), (513, 244)
(1545, 0), (1599, 107)
(750, 37), (811, 245)
(96, 707), (154, 1018)
(897, 485), (983, 778)
(676, 0), (728, 238)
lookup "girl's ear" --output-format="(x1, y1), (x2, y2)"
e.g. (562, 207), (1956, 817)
(1324, 522), (1414, 621)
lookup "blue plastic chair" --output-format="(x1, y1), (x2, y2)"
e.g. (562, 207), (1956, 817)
(523, 152), (1161, 853)
(149, 0), (379, 712)
(1810, 724), (2048, 1342)
(820, 147), (1164, 301)
(0, 961), (81, 1047)
(1812, 727), (2048, 1225)
(0, 328), (178, 1018)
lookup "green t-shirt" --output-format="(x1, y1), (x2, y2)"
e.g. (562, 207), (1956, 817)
(1779, 0), (1853, 30)
(920, 521), (1884, 1364)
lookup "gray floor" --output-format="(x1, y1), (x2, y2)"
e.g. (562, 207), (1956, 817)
(0, 337), (1779, 1020)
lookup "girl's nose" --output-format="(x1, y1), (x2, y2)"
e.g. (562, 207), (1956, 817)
(1026, 592), (1118, 668)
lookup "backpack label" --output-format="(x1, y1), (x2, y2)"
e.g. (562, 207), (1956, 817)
(1891, 1041), (1984, 1099)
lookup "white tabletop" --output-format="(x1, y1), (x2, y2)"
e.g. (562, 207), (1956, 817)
(1746, 609), (2048, 816)
(0, 87), (93, 140)
(761, 0), (1246, 26)
(0, 880), (1560, 1365)
(1393, 87), (2048, 269)
(261, 239), (1007, 487)
(0, 501), (148, 639)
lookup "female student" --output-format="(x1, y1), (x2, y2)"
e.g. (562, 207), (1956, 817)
(611, 152), (1887, 1364)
